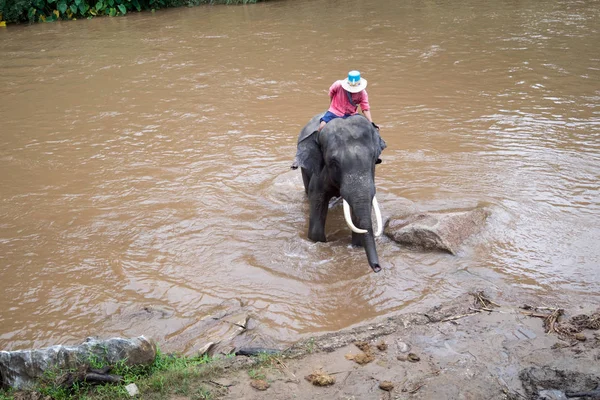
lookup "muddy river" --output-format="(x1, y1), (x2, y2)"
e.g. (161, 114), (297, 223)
(0, 0), (599, 352)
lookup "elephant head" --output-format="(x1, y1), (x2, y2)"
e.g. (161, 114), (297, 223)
(294, 113), (387, 272)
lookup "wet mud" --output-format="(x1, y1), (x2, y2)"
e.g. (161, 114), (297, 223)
(218, 293), (600, 400)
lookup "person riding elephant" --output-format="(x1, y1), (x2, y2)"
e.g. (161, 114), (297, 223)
(292, 70), (381, 170)
(293, 112), (386, 273)
(317, 70), (379, 133)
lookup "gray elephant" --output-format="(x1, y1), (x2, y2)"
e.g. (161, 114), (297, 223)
(293, 113), (387, 272)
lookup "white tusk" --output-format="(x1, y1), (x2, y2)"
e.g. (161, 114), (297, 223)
(373, 196), (383, 237)
(343, 199), (368, 234)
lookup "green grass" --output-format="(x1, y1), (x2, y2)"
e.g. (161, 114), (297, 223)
(0, 391), (15, 400)
(0, 349), (222, 400)
(245, 351), (282, 383)
(305, 337), (316, 354)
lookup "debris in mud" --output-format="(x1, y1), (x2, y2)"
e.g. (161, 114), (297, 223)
(537, 389), (568, 400)
(550, 341), (578, 350)
(354, 341), (371, 353)
(519, 366), (600, 399)
(376, 340), (388, 351)
(304, 370), (335, 386)
(571, 310), (600, 330)
(344, 341), (376, 364)
(397, 352), (420, 362)
(379, 381), (394, 391)
(470, 291), (500, 310)
(345, 351), (374, 365)
(520, 306), (600, 341)
(250, 379), (270, 391)
(565, 387), (600, 398)
(402, 378), (425, 394)
(520, 306), (566, 334)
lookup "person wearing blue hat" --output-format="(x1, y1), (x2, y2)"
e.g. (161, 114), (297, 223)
(290, 70), (381, 170)
(317, 70), (376, 132)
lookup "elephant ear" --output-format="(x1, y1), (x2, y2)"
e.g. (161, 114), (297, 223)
(295, 130), (324, 176)
(373, 126), (387, 159)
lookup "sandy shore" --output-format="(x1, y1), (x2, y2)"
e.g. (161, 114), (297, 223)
(208, 293), (600, 400)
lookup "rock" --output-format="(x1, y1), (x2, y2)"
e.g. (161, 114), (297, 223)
(379, 381), (394, 391)
(384, 207), (490, 254)
(574, 333), (586, 341)
(519, 367), (599, 399)
(125, 383), (139, 397)
(250, 379), (270, 390)
(537, 389), (568, 400)
(168, 300), (279, 357)
(396, 340), (410, 353)
(0, 336), (156, 390)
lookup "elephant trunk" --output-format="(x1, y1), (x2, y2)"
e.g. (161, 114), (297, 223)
(341, 190), (382, 273)
(363, 231), (381, 273)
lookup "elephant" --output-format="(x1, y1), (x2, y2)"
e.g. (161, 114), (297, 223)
(293, 113), (387, 272)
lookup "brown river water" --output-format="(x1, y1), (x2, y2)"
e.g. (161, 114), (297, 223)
(1, 0), (599, 352)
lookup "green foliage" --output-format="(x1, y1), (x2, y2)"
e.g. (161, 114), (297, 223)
(0, 390), (15, 400)
(0, 348), (219, 400)
(1, 0), (260, 23)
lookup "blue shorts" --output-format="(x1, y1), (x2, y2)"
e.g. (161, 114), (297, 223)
(320, 111), (352, 123)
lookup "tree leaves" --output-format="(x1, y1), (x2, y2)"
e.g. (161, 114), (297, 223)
(79, 2), (89, 14)
(57, 1), (67, 13)
(3, 0), (221, 23)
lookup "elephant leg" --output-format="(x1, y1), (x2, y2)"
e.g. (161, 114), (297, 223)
(307, 178), (329, 242)
(301, 167), (311, 196)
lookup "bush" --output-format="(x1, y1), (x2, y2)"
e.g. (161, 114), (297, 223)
(0, 0), (259, 24)
(1, 0), (35, 23)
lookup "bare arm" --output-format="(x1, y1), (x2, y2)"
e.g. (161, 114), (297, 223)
(363, 109), (373, 123)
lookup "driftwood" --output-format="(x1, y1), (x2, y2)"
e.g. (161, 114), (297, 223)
(471, 291), (500, 309)
(565, 388), (600, 398)
(234, 348), (280, 356)
(56, 366), (122, 388)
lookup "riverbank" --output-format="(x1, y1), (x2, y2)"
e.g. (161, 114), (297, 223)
(220, 293), (600, 400)
(3, 292), (599, 399)
(0, 0), (265, 25)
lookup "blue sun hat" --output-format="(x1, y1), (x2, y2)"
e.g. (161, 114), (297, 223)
(341, 70), (368, 93)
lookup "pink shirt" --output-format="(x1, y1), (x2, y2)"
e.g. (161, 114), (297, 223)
(327, 80), (370, 117)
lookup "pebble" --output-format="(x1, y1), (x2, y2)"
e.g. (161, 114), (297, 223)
(125, 383), (139, 397)
(396, 340), (410, 353)
(250, 379), (270, 391)
(574, 333), (586, 341)
(537, 389), (568, 400)
(379, 381), (394, 391)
